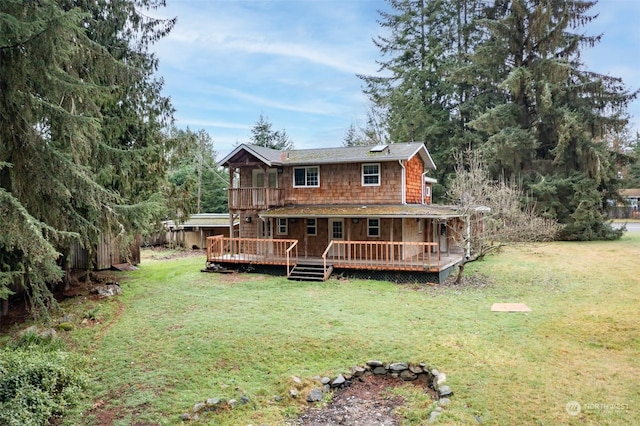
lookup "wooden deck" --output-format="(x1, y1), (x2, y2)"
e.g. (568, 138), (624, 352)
(205, 236), (463, 279)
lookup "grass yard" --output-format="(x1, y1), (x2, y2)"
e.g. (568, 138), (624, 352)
(7, 235), (640, 425)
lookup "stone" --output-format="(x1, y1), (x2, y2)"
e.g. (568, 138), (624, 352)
(179, 413), (192, 421)
(351, 366), (366, 376)
(389, 362), (408, 371)
(428, 410), (442, 423)
(400, 370), (418, 381)
(436, 373), (446, 385)
(240, 395), (250, 405)
(291, 375), (302, 384)
(93, 284), (122, 297)
(373, 366), (387, 375)
(193, 402), (206, 413)
(273, 395), (283, 402)
(438, 397), (451, 407)
(228, 399), (237, 408)
(20, 325), (38, 336)
(324, 384), (331, 393)
(205, 398), (221, 406)
(321, 377), (331, 385)
(431, 369), (439, 376)
(438, 385), (453, 397)
(409, 365), (424, 374)
(306, 388), (323, 402)
(58, 322), (74, 331)
(39, 328), (57, 338)
(289, 389), (298, 398)
(367, 360), (384, 367)
(331, 374), (346, 387)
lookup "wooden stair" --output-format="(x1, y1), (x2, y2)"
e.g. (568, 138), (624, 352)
(288, 262), (332, 282)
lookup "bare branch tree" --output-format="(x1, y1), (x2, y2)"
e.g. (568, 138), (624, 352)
(448, 150), (561, 283)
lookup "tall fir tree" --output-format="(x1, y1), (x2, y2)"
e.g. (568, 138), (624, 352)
(360, 0), (488, 197)
(0, 0), (174, 316)
(467, 0), (637, 240)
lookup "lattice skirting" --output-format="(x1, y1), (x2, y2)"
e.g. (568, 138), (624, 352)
(211, 262), (456, 284)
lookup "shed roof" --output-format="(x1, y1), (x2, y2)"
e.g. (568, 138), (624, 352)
(621, 188), (640, 198)
(164, 213), (237, 230)
(259, 204), (462, 219)
(220, 142), (436, 170)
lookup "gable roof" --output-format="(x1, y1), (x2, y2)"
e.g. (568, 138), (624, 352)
(220, 142), (436, 169)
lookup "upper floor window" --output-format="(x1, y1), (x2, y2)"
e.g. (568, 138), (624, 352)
(362, 163), (380, 186)
(294, 166), (320, 187)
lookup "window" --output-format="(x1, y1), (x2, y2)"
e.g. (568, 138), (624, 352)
(418, 219), (423, 234)
(368, 218), (380, 237)
(362, 163), (380, 186)
(294, 166), (320, 187)
(306, 218), (317, 236)
(277, 218), (288, 235)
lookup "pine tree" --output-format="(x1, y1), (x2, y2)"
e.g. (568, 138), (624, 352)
(467, 0), (637, 240)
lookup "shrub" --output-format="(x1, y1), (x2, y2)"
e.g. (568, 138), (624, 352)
(0, 347), (87, 425)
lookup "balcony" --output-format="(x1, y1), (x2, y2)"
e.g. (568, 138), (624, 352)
(228, 187), (285, 210)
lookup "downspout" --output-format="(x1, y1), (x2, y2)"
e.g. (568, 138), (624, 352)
(421, 171), (428, 205)
(399, 160), (406, 204)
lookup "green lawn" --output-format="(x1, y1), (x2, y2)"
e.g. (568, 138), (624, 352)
(14, 235), (640, 425)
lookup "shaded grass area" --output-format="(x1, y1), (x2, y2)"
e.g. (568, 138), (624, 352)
(24, 235), (640, 424)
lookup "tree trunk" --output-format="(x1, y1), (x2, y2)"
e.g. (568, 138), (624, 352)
(455, 261), (465, 285)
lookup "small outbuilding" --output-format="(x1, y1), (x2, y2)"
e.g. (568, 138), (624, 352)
(164, 213), (239, 249)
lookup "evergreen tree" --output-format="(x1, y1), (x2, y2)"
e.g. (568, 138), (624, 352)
(0, 0), (174, 316)
(248, 114), (294, 150)
(164, 127), (227, 219)
(467, 0), (636, 240)
(623, 133), (640, 188)
(360, 0), (488, 195)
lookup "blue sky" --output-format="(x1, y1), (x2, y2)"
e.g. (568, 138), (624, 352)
(152, 0), (640, 159)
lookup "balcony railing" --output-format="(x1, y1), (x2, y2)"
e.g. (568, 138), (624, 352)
(228, 187), (284, 210)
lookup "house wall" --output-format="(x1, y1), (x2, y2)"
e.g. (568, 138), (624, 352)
(234, 153), (429, 207)
(275, 218), (408, 257)
(405, 155), (425, 204)
(183, 228), (231, 249)
(280, 162), (404, 205)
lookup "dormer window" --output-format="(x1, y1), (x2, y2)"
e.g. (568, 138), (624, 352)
(362, 163), (380, 186)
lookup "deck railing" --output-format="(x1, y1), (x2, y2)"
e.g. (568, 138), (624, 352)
(228, 187), (285, 210)
(322, 240), (440, 272)
(207, 237), (445, 279)
(206, 236), (298, 275)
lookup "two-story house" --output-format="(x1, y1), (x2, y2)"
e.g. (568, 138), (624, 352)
(205, 142), (466, 283)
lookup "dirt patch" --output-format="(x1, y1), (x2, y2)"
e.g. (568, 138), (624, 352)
(290, 375), (431, 426)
